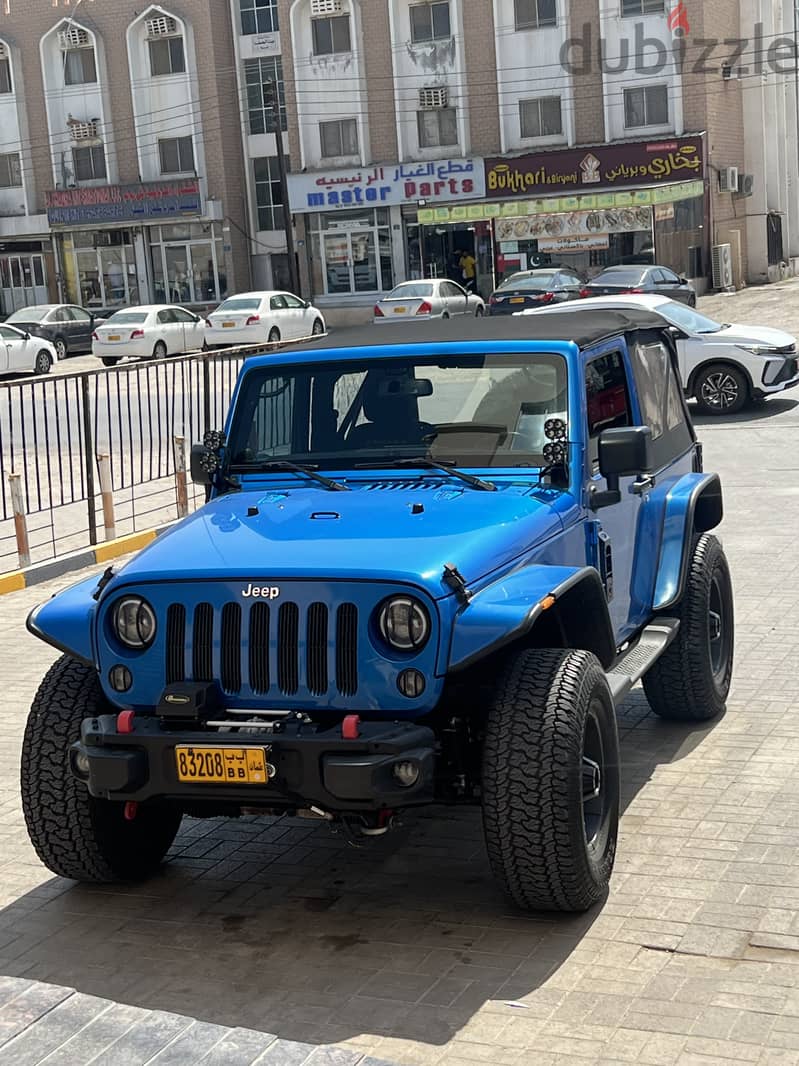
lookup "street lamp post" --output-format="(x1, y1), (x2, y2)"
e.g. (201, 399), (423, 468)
(263, 79), (300, 296)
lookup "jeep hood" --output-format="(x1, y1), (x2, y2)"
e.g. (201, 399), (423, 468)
(110, 484), (570, 598)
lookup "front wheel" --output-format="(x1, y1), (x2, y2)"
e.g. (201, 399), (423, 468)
(311, 318), (325, 336)
(54, 338), (67, 361)
(34, 350), (52, 375)
(482, 648), (620, 912)
(643, 534), (734, 721)
(101, 356), (120, 368)
(21, 656), (182, 883)
(694, 363), (749, 415)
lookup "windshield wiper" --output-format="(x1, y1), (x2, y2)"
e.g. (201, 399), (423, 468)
(355, 457), (496, 492)
(232, 460), (349, 492)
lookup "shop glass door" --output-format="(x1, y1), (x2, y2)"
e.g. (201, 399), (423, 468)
(158, 243), (219, 304)
(74, 246), (134, 310)
(0, 254), (47, 313)
(323, 230), (382, 294)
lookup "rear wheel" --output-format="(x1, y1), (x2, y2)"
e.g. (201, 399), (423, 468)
(101, 356), (120, 368)
(268, 327), (281, 343)
(442, 312), (451, 320)
(475, 305), (485, 317)
(694, 363), (749, 415)
(482, 648), (620, 912)
(21, 656), (182, 883)
(311, 318), (325, 336)
(34, 350), (52, 375)
(152, 340), (167, 360)
(54, 338), (67, 361)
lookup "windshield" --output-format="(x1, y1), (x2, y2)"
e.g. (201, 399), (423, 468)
(656, 301), (723, 334)
(7, 306), (52, 322)
(106, 312), (149, 324)
(228, 354), (568, 471)
(499, 273), (557, 291)
(387, 283), (433, 299)
(592, 269), (645, 285)
(216, 297), (262, 312)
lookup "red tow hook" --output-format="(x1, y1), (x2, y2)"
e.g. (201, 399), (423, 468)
(378, 808), (394, 829)
(342, 714), (361, 740)
(117, 710), (135, 734)
(124, 801), (138, 822)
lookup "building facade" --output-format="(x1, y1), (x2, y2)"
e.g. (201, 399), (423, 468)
(277, 0), (799, 310)
(0, 0), (250, 316)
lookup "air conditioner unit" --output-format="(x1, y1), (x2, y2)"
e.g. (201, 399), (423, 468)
(145, 15), (179, 38)
(310, 0), (343, 14)
(735, 173), (754, 198)
(67, 117), (99, 142)
(419, 86), (448, 109)
(711, 243), (734, 289)
(718, 166), (739, 193)
(58, 25), (91, 50)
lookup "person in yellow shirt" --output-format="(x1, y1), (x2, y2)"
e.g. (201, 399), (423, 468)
(459, 250), (476, 291)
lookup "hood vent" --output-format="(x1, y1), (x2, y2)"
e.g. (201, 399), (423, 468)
(361, 478), (447, 492)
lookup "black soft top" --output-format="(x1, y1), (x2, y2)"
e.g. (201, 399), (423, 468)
(299, 308), (671, 352)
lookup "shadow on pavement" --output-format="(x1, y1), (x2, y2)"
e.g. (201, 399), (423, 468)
(691, 395), (799, 425)
(1, 690), (722, 1051)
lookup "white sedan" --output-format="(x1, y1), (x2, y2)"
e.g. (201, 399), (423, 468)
(206, 291), (326, 347)
(374, 280), (485, 323)
(519, 293), (799, 414)
(0, 322), (58, 376)
(92, 305), (208, 367)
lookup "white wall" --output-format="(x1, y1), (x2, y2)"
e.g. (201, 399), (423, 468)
(0, 39), (28, 217)
(492, 0), (574, 152)
(40, 19), (115, 186)
(289, 0), (369, 170)
(126, 5), (206, 188)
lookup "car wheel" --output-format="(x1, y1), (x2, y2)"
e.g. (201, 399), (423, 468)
(34, 350), (52, 375)
(475, 305), (485, 317)
(101, 356), (120, 368)
(20, 655), (183, 883)
(688, 293), (697, 307)
(643, 535), (733, 721)
(311, 318), (325, 336)
(54, 338), (67, 361)
(152, 340), (167, 360)
(268, 327), (281, 343)
(694, 363), (749, 415)
(482, 647), (620, 912)
(442, 312), (450, 320)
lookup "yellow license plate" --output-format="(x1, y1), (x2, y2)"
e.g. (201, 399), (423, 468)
(107, 334), (121, 341)
(222, 321), (236, 328)
(175, 746), (269, 784)
(393, 306), (406, 314)
(510, 297), (526, 304)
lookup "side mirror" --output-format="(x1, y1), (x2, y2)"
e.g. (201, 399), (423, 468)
(679, 277), (688, 285)
(190, 444), (215, 486)
(591, 426), (653, 510)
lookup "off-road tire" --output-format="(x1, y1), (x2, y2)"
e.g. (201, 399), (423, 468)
(21, 655), (182, 882)
(101, 356), (120, 368)
(482, 648), (620, 912)
(694, 363), (749, 415)
(643, 534), (733, 722)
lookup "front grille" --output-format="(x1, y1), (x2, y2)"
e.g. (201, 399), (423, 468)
(167, 597), (359, 698)
(773, 357), (798, 384)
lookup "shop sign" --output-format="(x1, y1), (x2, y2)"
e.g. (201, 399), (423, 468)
(46, 180), (202, 227)
(654, 203), (676, 222)
(287, 159), (485, 212)
(485, 137), (703, 198)
(538, 234), (610, 253)
(495, 206), (652, 242)
(418, 179), (704, 225)
(250, 32), (280, 54)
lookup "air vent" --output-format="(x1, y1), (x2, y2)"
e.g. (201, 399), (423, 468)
(58, 25), (91, 50)
(419, 86), (448, 109)
(145, 15), (179, 38)
(311, 0), (343, 14)
(67, 117), (99, 142)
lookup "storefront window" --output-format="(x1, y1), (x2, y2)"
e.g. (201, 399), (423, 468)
(148, 222), (227, 305)
(64, 230), (136, 309)
(310, 209), (394, 296)
(0, 252), (48, 313)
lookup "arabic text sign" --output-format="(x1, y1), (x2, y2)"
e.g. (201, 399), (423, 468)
(538, 234), (610, 253)
(46, 180), (202, 227)
(495, 207), (652, 242)
(485, 137), (704, 198)
(287, 158), (485, 213)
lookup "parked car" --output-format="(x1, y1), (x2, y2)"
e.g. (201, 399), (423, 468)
(93, 305), (208, 367)
(581, 265), (696, 305)
(487, 268), (584, 315)
(22, 312), (732, 916)
(206, 292), (325, 347)
(520, 293), (799, 414)
(5, 304), (103, 358)
(374, 280), (485, 322)
(0, 322), (58, 376)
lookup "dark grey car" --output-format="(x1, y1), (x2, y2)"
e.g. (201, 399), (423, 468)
(5, 304), (103, 359)
(582, 265), (696, 306)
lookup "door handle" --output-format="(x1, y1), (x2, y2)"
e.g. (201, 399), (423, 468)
(632, 474), (655, 495)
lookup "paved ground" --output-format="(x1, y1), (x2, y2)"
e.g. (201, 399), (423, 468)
(2, 281), (799, 1063)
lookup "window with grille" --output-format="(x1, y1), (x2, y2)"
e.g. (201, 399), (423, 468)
(63, 46), (97, 86)
(311, 0), (343, 14)
(72, 145), (106, 182)
(623, 84), (668, 128)
(0, 56), (10, 95)
(519, 96), (562, 138)
(158, 135), (195, 174)
(254, 156), (285, 231)
(417, 107), (457, 148)
(312, 15), (351, 55)
(240, 0), (279, 34)
(319, 118), (358, 157)
(410, 2), (451, 42)
(145, 15), (179, 36)
(244, 56), (287, 134)
(621, 0), (664, 15)
(514, 0), (556, 29)
(0, 152), (21, 188)
(418, 86), (448, 108)
(58, 25), (91, 49)
(149, 36), (185, 76)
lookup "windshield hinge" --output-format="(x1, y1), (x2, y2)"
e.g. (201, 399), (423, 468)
(92, 566), (115, 601)
(443, 562), (472, 604)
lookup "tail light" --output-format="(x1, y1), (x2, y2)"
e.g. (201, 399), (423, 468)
(245, 315), (260, 326)
(130, 329), (144, 339)
(488, 295), (498, 305)
(374, 304), (385, 317)
(416, 301), (433, 315)
(623, 288), (644, 294)
(91, 330), (99, 340)
(579, 288), (591, 298)
(537, 292), (555, 303)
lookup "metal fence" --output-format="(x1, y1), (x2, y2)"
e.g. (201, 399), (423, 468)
(0, 351), (247, 573)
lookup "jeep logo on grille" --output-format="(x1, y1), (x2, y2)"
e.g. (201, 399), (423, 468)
(241, 584), (280, 599)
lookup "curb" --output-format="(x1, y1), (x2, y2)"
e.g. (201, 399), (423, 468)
(0, 527), (165, 597)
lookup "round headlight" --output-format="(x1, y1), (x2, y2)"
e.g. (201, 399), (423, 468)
(378, 597), (430, 652)
(113, 597), (157, 649)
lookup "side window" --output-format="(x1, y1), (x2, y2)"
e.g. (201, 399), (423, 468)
(0, 326), (17, 340)
(443, 282), (462, 298)
(282, 293), (304, 308)
(270, 295), (288, 310)
(630, 339), (693, 462)
(157, 309), (175, 324)
(661, 268), (680, 283)
(172, 308), (196, 322)
(585, 351), (633, 467)
(69, 307), (91, 322)
(50, 308), (69, 323)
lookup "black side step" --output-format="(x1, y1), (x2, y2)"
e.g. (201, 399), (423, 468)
(606, 619), (680, 704)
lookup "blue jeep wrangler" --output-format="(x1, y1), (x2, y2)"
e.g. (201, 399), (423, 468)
(21, 311), (733, 912)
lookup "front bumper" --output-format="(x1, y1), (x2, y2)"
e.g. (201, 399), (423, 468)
(72, 713), (437, 812)
(754, 358), (799, 398)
